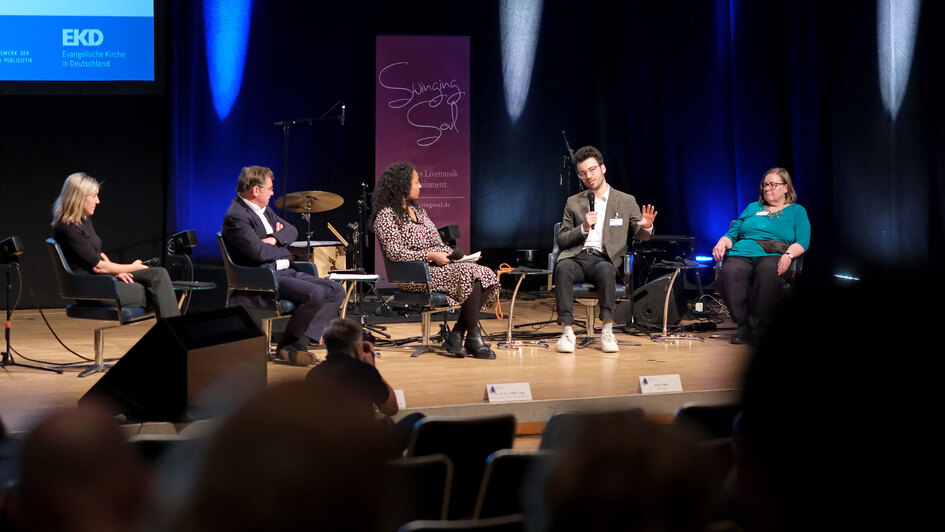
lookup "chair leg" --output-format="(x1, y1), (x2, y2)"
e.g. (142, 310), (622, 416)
(411, 310), (435, 357)
(577, 300), (599, 348)
(404, 306), (461, 357)
(263, 318), (274, 357)
(78, 327), (113, 378)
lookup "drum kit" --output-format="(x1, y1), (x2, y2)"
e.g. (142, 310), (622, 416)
(275, 190), (344, 214)
(276, 190), (348, 277)
(275, 188), (391, 335)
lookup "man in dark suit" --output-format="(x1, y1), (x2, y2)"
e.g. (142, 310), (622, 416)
(554, 146), (657, 353)
(221, 165), (344, 365)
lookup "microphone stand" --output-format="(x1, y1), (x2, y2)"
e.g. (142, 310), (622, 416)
(273, 118), (312, 218)
(352, 183), (391, 334)
(1, 262), (62, 373)
(272, 101), (345, 217)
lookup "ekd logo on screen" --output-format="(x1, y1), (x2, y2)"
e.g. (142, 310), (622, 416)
(62, 29), (104, 46)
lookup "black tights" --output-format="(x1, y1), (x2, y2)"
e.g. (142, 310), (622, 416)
(458, 280), (483, 331)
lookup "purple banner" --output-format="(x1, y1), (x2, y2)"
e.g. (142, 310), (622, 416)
(375, 35), (470, 278)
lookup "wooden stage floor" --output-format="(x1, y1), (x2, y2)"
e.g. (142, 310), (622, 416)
(0, 296), (751, 435)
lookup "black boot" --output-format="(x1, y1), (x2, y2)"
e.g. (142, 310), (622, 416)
(463, 326), (496, 360)
(441, 322), (467, 357)
(731, 323), (750, 345)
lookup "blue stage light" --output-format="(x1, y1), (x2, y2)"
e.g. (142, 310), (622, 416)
(834, 273), (861, 281)
(204, 0), (252, 121)
(499, 0), (543, 122)
(877, 0), (920, 120)
(695, 255), (715, 263)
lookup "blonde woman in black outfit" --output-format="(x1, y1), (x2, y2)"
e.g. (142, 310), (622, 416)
(51, 172), (180, 318)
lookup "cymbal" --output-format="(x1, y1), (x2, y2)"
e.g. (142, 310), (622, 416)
(275, 190), (344, 213)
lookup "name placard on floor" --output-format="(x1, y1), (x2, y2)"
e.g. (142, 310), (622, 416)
(394, 389), (406, 409)
(638, 374), (683, 394)
(484, 382), (532, 403)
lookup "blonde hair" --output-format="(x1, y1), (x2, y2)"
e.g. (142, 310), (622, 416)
(52, 172), (100, 227)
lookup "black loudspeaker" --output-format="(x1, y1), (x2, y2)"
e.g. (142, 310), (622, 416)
(617, 273), (689, 329)
(79, 307), (268, 423)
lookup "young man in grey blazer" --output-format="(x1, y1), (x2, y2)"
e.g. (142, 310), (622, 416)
(554, 146), (657, 353)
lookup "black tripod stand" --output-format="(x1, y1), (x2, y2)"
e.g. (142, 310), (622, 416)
(340, 183), (391, 337)
(1, 241), (62, 374)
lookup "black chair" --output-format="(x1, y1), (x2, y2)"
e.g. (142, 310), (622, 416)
(715, 253), (804, 292)
(216, 232), (318, 355)
(714, 218), (805, 295)
(398, 514), (525, 532)
(672, 402), (742, 441)
(407, 415), (516, 519)
(46, 238), (155, 377)
(381, 254), (459, 357)
(388, 454), (454, 526)
(548, 222), (634, 348)
(473, 449), (551, 519)
(539, 408), (644, 451)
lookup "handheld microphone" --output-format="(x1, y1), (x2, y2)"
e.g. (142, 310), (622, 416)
(587, 190), (595, 230)
(448, 248), (466, 261)
(142, 257), (160, 267)
(340, 104), (345, 126)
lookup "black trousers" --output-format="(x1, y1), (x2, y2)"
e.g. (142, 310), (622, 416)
(717, 255), (786, 325)
(275, 269), (345, 342)
(117, 267), (181, 318)
(554, 250), (618, 325)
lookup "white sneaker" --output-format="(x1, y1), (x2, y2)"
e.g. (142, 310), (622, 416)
(601, 329), (619, 353)
(556, 330), (576, 353)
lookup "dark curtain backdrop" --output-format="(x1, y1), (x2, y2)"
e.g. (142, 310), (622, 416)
(0, 93), (168, 306)
(170, 0), (945, 282)
(7, 0), (940, 307)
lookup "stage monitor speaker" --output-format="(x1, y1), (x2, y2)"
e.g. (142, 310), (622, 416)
(79, 306), (268, 423)
(618, 273), (688, 329)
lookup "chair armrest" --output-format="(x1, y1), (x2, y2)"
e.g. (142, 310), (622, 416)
(61, 274), (123, 301)
(384, 260), (431, 284)
(295, 261), (318, 277)
(548, 251), (559, 272)
(791, 254), (804, 273)
(225, 263), (279, 292)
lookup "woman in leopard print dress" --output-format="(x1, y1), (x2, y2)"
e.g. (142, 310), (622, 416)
(369, 162), (498, 359)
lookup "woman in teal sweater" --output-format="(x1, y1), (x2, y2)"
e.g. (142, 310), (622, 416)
(712, 168), (811, 344)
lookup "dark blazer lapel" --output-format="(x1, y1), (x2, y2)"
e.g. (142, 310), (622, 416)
(238, 198), (267, 238)
(602, 191), (630, 266)
(263, 207), (279, 229)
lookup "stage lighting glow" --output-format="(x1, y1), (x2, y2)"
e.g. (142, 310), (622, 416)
(204, 0), (252, 121)
(695, 255), (715, 263)
(499, 0), (543, 122)
(834, 273), (861, 281)
(877, 0), (920, 120)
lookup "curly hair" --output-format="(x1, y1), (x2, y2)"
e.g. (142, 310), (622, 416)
(572, 145), (604, 166)
(368, 162), (418, 231)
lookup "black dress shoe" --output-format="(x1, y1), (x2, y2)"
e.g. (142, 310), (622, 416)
(289, 347), (318, 366)
(730, 324), (750, 345)
(274, 345), (291, 361)
(277, 343), (318, 366)
(463, 327), (496, 360)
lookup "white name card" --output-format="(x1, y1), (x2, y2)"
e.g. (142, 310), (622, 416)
(638, 374), (683, 394)
(394, 389), (406, 409)
(484, 382), (533, 403)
